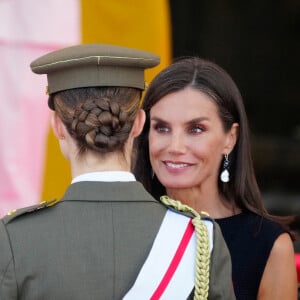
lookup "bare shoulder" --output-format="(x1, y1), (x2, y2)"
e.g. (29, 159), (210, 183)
(269, 233), (295, 261)
(258, 233), (298, 299)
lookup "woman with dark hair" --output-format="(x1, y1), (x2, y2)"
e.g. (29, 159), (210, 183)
(134, 57), (297, 299)
(0, 45), (235, 299)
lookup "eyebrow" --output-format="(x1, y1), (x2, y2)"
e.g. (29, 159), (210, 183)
(150, 116), (210, 124)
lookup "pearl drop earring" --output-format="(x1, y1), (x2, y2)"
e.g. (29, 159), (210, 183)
(220, 154), (230, 183)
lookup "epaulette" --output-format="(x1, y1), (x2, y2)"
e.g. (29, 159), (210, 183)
(159, 195), (214, 221)
(169, 207), (212, 221)
(2, 198), (60, 225)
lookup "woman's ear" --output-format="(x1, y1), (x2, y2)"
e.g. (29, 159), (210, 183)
(224, 123), (239, 154)
(50, 111), (66, 140)
(131, 109), (146, 138)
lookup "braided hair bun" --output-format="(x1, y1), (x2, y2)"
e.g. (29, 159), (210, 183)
(51, 86), (141, 153)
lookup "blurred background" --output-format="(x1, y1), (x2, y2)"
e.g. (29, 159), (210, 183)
(170, 0), (300, 250)
(0, 1), (299, 248)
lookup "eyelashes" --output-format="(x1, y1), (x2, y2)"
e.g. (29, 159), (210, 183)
(151, 121), (206, 135)
(189, 125), (205, 134)
(153, 122), (169, 133)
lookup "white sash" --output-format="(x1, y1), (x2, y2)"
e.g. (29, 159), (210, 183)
(123, 209), (213, 300)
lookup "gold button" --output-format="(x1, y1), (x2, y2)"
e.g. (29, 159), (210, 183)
(7, 209), (17, 216)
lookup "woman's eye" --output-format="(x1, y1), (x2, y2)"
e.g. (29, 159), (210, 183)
(152, 123), (170, 133)
(156, 125), (169, 133)
(190, 125), (204, 134)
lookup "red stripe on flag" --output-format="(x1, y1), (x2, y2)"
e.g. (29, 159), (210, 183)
(150, 219), (194, 300)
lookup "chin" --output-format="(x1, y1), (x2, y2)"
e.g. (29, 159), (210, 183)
(162, 181), (191, 190)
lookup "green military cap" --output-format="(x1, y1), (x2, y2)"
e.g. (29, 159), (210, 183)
(30, 43), (160, 95)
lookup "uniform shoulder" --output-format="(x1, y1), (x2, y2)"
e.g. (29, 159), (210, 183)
(159, 195), (214, 222)
(2, 199), (60, 225)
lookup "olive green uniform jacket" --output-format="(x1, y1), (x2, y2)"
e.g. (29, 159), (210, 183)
(0, 181), (235, 299)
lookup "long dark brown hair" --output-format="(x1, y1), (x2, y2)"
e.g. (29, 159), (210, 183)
(133, 57), (294, 231)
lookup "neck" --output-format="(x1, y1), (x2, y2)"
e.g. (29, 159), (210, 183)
(70, 150), (130, 179)
(166, 186), (238, 219)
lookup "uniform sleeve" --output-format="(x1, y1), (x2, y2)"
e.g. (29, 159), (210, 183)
(208, 221), (236, 300)
(0, 220), (18, 299)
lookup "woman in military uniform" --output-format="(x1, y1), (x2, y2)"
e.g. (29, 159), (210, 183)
(0, 44), (235, 300)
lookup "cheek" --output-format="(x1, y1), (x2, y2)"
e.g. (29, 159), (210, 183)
(200, 140), (224, 165)
(148, 132), (159, 159)
(192, 138), (221, 161)
(148, 136), (158, 173)
(148, 132), (168, 171)
(148, 130), (164, 152)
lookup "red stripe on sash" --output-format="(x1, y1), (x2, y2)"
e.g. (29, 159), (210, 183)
(150, 219), (194, 300)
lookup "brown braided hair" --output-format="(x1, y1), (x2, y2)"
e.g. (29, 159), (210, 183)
(49, 87), (142, 154)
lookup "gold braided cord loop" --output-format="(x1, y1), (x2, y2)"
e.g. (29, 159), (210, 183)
(160, 195), (210, 300)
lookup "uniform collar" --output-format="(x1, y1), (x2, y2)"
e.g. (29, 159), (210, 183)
(71, 171), (136, 184)
(61, 181), (157, 203)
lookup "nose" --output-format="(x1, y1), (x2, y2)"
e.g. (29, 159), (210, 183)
(167, 133), (186, 154)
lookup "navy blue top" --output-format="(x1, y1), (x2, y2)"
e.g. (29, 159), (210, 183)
(215, 211), (287, 300)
